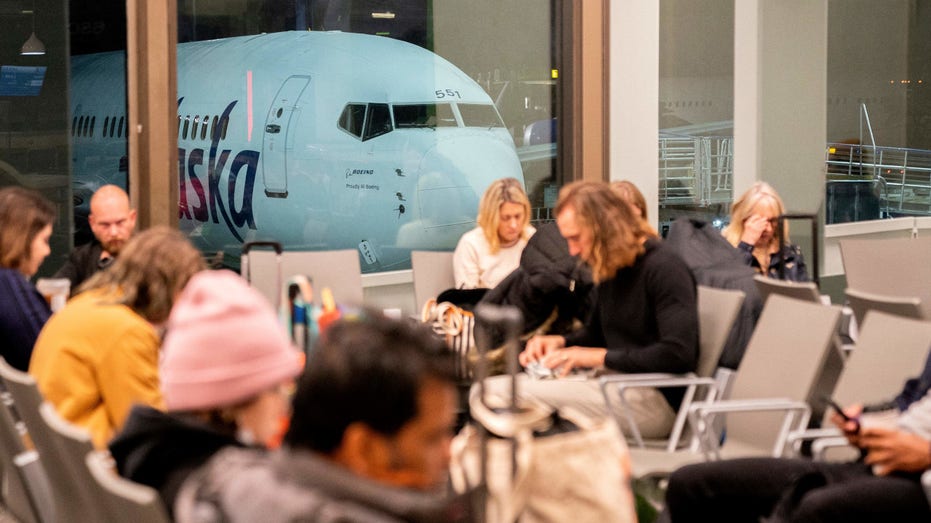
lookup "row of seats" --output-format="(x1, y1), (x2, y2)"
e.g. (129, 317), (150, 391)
(0, 358), (168, 523)
(594, 234), (931, 507)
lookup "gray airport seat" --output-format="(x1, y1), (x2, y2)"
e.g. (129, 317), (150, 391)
(753, 274), (822, 305)
(37, 402), (113, 523)
(601, 286), (746, 451)
(794, 311), (931, 460)
(0, 382), (52, 523)
(624, 294), (842, 479)
(243, 248), (364, 307)
(844, 287), (924, 328)
(411, 250), (455, 312)
(85, 451), (170, 523)
(840, 236), (931, 319)
(0, 359), (108, 522)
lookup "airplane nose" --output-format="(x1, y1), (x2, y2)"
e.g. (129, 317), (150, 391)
(416, 135), (524, 213)
(400, 135), (524, 250)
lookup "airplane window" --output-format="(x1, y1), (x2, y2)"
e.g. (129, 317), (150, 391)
(393, 104), (457, 128)
(221, 116), (229, 140)
(192, 115), (200, 139)
(90, 117), (95, 137)
(201, 116), (209, 140)
(211, 116), (218, 139)
(458, 104), (505, 128)
(363, 104), (392, 141)
(338, 104), (366, 138)
(118, 116), (124, 138)
(182, 116), (190, 140)
(83, 116), (90, 137)
(109, 116), (116, 137)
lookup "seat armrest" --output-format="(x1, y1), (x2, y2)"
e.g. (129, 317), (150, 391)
(600, 374), (719, 451)
(688, 398), (811, 460)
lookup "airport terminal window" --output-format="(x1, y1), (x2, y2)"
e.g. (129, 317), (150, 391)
(657, 0), (735, 234)
(458, 103), (505, 128)
(824, 1), (931, 224)
(393, 103), (457, 128)
(363, 104), (392, 141)
(166, 0), (560, 274)
(338, 103), (366, 138)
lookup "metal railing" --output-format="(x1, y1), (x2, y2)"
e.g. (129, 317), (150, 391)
(658, 134), (734, 207)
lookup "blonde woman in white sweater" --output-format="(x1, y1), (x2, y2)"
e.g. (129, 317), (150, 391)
(452, 177), (535, 289)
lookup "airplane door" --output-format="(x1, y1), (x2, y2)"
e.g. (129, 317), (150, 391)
(262, 75), (310, 197)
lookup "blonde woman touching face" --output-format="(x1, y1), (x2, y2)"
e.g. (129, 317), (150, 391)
(453, 177), (535, 289)
(722, 182), (809, 282)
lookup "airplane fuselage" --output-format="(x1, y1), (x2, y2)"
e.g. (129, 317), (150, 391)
(71, 31), (525, 272)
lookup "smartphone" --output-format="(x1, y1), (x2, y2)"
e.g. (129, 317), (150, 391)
(821, 395), (851, 421)
(821, 395), (860, 433)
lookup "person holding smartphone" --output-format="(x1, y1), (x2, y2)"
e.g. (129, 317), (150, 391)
(663, 380), (931, 521)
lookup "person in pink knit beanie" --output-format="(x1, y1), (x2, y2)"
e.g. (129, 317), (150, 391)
(108, 269), (303, 517)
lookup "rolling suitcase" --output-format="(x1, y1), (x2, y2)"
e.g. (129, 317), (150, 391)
(451, 304), (635, 523)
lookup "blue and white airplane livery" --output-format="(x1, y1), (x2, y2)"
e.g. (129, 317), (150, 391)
(70, 30), (525, 272)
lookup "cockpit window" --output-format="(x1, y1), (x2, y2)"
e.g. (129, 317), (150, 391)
(393, 104), (457, 128)
(364, 104), (392, 141)
(458, 103), (505, 128)
(338, 104), (366, 138)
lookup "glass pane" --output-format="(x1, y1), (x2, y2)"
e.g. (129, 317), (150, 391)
(825, 0), (931, 224)
(393, 103), (457, 128)
(338, 104), (366, 138)
(68, 4), (129, 252)
(1, 2), (81, 277)
(363, 103), (392, 141)
(458, 103), (506, 128)
(658, 0), (735, 236)
(175, 0), (561, 274)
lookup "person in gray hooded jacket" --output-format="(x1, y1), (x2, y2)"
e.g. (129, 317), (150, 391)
(174, 312), (471, 523)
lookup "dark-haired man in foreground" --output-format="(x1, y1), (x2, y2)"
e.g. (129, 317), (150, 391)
(175, 312), (468, 522)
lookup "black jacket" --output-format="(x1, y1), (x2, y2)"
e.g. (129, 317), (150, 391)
(108, 405), (245, 516)
(53, 240), (109, 291)
(480, 221), (593, 337)
(665, 218), (763, 369)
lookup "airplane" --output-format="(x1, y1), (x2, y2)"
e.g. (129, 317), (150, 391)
(69, 30), (526, 272)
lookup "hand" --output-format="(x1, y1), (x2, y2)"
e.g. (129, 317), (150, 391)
(519, 335), (565, 366)
(539, 347), (607, 377)
(829, 403), (863, 446)
(740, 214), (769, 246)
(860, 426), (931, 475)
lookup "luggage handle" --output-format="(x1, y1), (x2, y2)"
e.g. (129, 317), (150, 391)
(473, 304), (524, 413)
(241, 240), (284, 308)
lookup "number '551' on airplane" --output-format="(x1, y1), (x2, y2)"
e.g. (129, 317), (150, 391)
(70, 30), (526, 272)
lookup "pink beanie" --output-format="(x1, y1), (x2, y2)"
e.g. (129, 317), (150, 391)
(160, 270), (303, 411)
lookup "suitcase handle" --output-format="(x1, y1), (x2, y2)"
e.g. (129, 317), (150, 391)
(241, 240), (283, 255)
(241, 241), (284, 308)
(474, 304), (523, 411)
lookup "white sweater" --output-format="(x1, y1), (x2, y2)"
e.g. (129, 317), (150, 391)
(452, 226), (534, 289)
